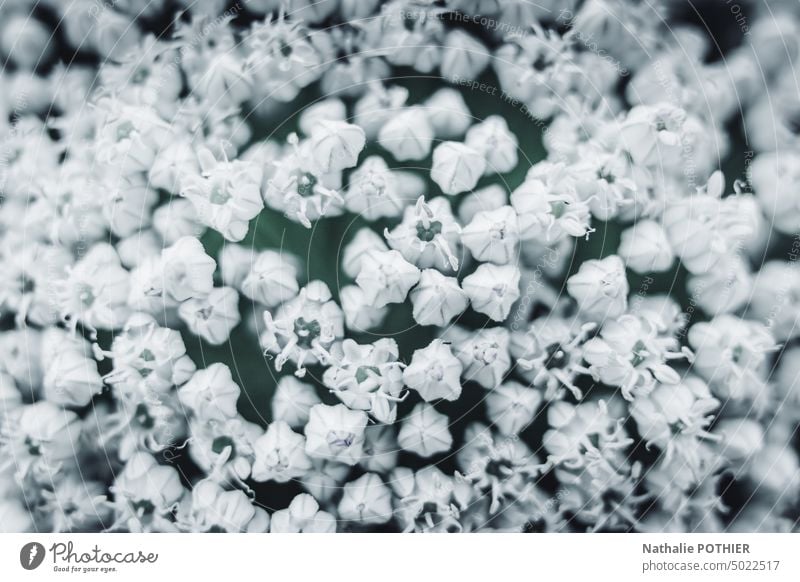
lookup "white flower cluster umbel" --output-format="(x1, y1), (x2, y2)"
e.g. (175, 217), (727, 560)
(0, 0), (798, 533)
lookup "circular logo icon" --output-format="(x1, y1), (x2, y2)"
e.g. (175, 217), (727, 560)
(20, 542), (45, 570)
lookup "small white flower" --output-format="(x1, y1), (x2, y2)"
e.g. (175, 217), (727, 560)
(272, 376), (321, 430)
(186, 415), (260, 483)
(567, 255), (629, 320)
(179, 480), (267, 533)
(161, 236), (217, 303)
(688, 315), (775, 401)
(441, 29), (490, 80)
(345, 156), (415, 220)
(304, 403), (368, 466)
(356, 249), (421, 308)
(378, 106), (434, 161)
(153, 199), (205, 246)
(424, 88), (472, 139)
(410, 269), (468, 327)
(750, 151), (800, 235)
(465, 116), (519, 175)
(148, 139), (199, 194)
(430, 141), (486, 195)
(57, 243), (130, 332)
(180, 148), (264, 242)
(342, 227), (388, 279)
(354, 84), (409, 139)
(323, 338), (405, 423)
(219, 244), (254, 289)
(260, 281), (344, 376)
(511, 169), (594, 242)
(338, 473), (393, 525)
(298, 99), (347, 135)
(42, 330), (103, 407)
(398, 403), (453, 458)
(178, 286), (241, 346)
(110, 452), (185, 532)
(686, 256), (753, 316)
(618, 220), (674, 274)
(241, 250), (299, 307)
(458, 184), (508, 224)
(715, 418), (764, 462)
(485, 382), (542, 435)
(749, 260), (800, 340)
(462, 264), (521, 322)
(403, 339), (464, 402)
(445, 326), (511, 389)
(270, 493), (336, 533)
(361, 424), (399, 474)
(384, 196), (462, 270)
(461, 206), (520, 264)
(252, 420), (313, 483)
(178, 363), (241, 422)
(340, 285), (388, 331)
(308, 120), (366, 173)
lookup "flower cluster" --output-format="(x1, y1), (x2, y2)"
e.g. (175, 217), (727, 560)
(0, 0), (798, 533)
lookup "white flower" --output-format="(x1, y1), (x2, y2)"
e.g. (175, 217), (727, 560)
(356, 249), (421, 308)
(410, 269), (468, 326)
(458, 184), (508, 224)
(465, 116), (519, 175)
(750, 152), (800, 234)
(398, 403), (453, 458)
(461, 206), (520, 264)
(148, 140), (199, 194)
(153, 199), (205, 246)
(304, 403), (368, 466)
(630, 378), (719, 469)
(345, 156), (416, 220)
(688, 315), (775, 401)
(618, 103), (686, 167)
(1, 401), (82, 482)
(178, 363), (241, 422)
(342, 227), (388, 279)
(340, 285), (388, 331)
(241, 250), (299, 307)
(260, 281), (344, 376)
(749, 260), (800, 340)
(384, 196), (462, 270)
(180, 148), (264, 242)
(686, 256), (753, 316)
(178, 286), (241, 346)
(308, 120), (366, 173)
(512, 317), (595, 400)
(441, 29), (490, 80)
(618, 220), (674, 274)
(323, 338), (405, 423)
(338, 473), (393, 525)
(378, 106), (434, 161)
(485, 382), (542, 435)
(42, 330), (103, 407)
(95, 101), (171, 175)
(567, 255), (629, 320)
(354, 84), (409, 139)
(161, 236), (216, 302)
(252, 420), (313, 483)
(424, 88), (472, 139)
(445, 326), (511, 389)
(360, 424), (399, 474)
(272, 376), (321, 430)
(403, 340), (463, 402)
(179, 480), (267, 533)
(270, 493), (336, 533)
(391, 466), (462, 533)
(714, 418), (764, 462)
(582, 313), (690, 400)
(430, 141), (486, 195)
(111, 452), (185, 532)
(462, 264), (521, 322)
(186, 415), (260, 482)
(219, 244), (254, 289)
(511, 170), (594, 242)
(56, 243), (130, 331)
(298, 99), (346, 135)
(0, 14), (53, 69)
(265, 135), (344, 228)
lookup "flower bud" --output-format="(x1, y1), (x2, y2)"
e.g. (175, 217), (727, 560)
(398, 403), (453, 457)
(462, 264), (521, 322)
(431, 141), (486, 195)
(410, 269), (468, 326)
